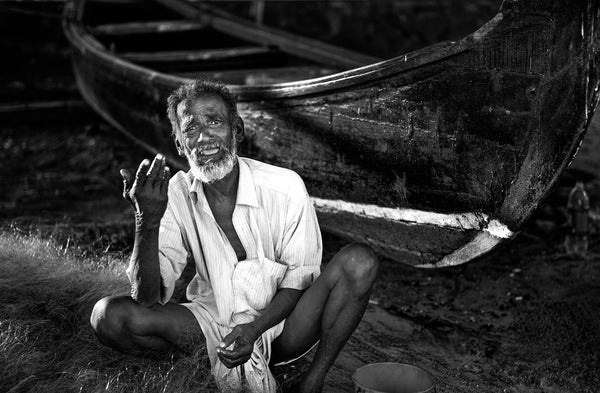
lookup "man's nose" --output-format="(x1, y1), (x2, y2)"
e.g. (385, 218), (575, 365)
(196, 127), (213, 143)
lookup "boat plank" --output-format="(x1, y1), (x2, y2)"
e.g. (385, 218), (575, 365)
(91, 20), (205, 35)
(0, 100), (86, 113)
(120, 46), (276, 63)
(151, 0), (381, 69)
(0, 0), (141, 3)
(177, 66), (336, 85)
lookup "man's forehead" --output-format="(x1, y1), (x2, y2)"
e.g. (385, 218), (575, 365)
(176, 94), (229, 118)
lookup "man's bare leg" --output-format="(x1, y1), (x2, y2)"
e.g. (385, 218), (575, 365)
(270, 243), (379, 393)
(90, 296), (204, 356)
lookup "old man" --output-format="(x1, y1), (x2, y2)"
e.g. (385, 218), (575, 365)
(90, 79), (378, 393)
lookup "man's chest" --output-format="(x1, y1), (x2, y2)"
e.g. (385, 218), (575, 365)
(206, 196), (247, 261)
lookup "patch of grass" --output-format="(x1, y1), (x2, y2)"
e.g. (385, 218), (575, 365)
(0, 229), (217, 393)
(514, 298), (600, 393)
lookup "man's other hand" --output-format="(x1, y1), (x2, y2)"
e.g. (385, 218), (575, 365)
(216, 323), (260, 368)
(120, 154), (170, 228)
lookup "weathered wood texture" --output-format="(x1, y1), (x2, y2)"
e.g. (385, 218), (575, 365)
(63, 0), (600, 267)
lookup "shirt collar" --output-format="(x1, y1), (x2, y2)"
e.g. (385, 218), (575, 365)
(188, 157), (259, 209)
(236, 158), (259, 208)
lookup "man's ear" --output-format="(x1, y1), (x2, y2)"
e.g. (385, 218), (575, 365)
(234, 115), (245, 142)
(173, 137), (185, 156)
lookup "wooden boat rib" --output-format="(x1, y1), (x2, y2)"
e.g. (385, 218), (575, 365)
(64, 0), (600, 268)
(90, 20), (206, 36)
(119, 47), (277, 63)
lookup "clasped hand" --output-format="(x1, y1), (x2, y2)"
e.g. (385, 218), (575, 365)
(217, 323), (261, 368)
(121, 154), (170, 228)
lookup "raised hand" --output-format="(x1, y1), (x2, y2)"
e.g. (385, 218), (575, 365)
(216, 323), (260, 368)
(120, 154), (170, 229)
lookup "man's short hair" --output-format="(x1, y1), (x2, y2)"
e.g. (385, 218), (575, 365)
(166, 79), (238, 137)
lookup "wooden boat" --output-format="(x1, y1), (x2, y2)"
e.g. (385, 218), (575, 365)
(63, 0), (600, 268)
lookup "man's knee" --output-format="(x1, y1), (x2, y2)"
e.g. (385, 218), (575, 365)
(337, 243), (379, 287)
(90, 295), (141, 344)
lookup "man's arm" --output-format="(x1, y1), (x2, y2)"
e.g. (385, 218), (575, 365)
(249, 288), (302, 334)
(217, 288), (302, 368)
(121, 154), (170, 307)
(127, 223), (162, 306)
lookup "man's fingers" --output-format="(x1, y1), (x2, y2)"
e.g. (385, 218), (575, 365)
(120, 168), (133, 185)
(217, 351), (236, 368)
(219, 346), (248, 360)
(217, 339), (253, 363)
(121, 169), (132, 193)
(217, 352), (251, 369)
(219, 332), (237, 351)
(217, 353), (235, 368)
(217, 332), (246, 362)
(217, 348), (237, 360)
(146, 154), (165, 183)
(120, 169), (135, 206)
(135, 159), (151, 185)
(160, 166), (171, 193)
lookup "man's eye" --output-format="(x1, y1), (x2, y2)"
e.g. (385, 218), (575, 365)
(185, 125), (198, 133)
(208, 119), (222, 125)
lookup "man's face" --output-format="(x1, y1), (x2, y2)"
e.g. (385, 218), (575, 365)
(175, 94), (238, 183)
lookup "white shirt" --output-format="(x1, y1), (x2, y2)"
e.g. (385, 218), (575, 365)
(142, 157), (322, 327)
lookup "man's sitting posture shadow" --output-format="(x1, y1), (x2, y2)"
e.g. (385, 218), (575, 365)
(90, 79), (378, 393)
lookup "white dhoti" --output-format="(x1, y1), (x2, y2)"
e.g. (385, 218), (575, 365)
(182, 300), (312, 393)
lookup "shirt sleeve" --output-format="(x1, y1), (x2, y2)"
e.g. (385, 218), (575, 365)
(277, 177), (322, 290)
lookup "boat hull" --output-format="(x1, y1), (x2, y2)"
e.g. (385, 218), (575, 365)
(64, 0), (600, 267)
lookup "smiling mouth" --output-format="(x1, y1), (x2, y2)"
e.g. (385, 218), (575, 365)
(196, 143), (221, 157)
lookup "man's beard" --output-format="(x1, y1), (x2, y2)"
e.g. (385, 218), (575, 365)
(188, 134), (237, 184)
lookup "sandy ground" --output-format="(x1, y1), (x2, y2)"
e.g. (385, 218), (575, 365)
(2, 4), (600, 393)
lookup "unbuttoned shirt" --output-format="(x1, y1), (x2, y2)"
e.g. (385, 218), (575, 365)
(136, 157), (322, 327)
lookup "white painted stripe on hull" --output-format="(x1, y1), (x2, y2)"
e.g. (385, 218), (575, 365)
(416, 226), (505, 268)
(485, 219), (514, 239)
(312, 197), (511, 235)
(312, 197), (515, 268)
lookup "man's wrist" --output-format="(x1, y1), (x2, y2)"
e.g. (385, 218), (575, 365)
(135, 213), (161, 231)
(246, 320), (264, 341)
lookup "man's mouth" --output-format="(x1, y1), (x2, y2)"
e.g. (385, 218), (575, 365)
(195, 143), (221, 157)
